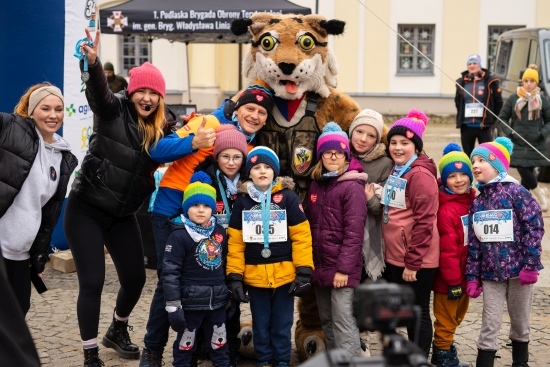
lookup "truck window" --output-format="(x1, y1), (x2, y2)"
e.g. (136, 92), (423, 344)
(495, 40), (511, 75)
(528, 40), (539, 66)
(508, 38), (529, 83)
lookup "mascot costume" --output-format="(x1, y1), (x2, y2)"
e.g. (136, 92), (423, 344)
(230, 13), (361, 362)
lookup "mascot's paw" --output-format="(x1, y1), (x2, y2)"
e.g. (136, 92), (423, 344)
(237, 320), (256, 359)
(295, 320), (326, 362)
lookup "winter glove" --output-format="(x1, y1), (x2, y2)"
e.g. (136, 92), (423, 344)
(167, 307), (186, 333)
(288, 266), (312, 297)
(227, 273), (249, 303)
(519, 269), (539, 285)
(447, 284), (463, 300)
(466, 280), (483, 298)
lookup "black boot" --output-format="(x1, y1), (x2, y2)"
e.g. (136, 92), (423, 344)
(476, 349), (496, 367)
(83, 347), (104, 367)
(139, 348), (163, 367)
(101, 310), (140, 359)
(511, 340), (529, 367)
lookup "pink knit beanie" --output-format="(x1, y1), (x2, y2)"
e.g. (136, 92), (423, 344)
(213, 125), (249, 159)
(127, 62), (166, 98)
(386, 109), (428, 152)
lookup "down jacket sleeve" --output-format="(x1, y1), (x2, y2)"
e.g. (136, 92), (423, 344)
(337, 181), (367, 275)
(437, 206), (463, 286)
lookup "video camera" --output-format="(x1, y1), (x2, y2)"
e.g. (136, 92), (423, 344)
(298, 281), (430, 367)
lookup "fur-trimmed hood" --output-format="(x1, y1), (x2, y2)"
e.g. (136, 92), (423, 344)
(354, 143), (388, 164)
(237, 176), (295, 195)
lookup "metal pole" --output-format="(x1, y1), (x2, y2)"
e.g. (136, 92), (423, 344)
(186, 42), (192, 103)
(238, 43), (243, 90)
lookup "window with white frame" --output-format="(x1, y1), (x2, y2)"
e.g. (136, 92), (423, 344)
(121, 35), (150, 77)
(487, 25), (525, 72)
(397, 24), (434, 75)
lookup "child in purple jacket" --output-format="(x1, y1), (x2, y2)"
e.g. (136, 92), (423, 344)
(306, 122), (368, 358)
(465, 137), (544, 367)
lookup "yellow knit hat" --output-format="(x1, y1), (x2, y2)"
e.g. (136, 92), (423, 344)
(522, 65), (539, 84)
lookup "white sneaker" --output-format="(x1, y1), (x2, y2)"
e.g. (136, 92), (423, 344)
(532, 186), (548, 212)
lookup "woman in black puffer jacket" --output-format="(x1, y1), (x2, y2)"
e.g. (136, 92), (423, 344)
(63, 29), (179, 367)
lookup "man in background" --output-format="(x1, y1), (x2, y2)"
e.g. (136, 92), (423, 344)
(104, 62), (128, 93)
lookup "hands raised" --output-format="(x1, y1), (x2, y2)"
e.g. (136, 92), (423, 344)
(80, 28), (100, 65)
(191, 116), (216, 150)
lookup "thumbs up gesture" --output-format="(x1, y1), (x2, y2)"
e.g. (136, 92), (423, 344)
(191, 116), (216, 150)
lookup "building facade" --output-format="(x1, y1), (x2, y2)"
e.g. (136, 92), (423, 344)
(98, 0), (550, 115)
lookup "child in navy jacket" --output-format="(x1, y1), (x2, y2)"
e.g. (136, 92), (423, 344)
(163, 171), (229, 367)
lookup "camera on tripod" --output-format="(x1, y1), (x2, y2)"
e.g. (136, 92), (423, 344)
(298, 281), (429, 367)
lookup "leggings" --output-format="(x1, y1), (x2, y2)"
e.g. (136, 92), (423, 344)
(516, 166), (538, 190)
(3, 258), (31, 315)
(64, 192), (146, 341)
(384, 263), (437, 356)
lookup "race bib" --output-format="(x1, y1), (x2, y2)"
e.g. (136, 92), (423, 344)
(465, 103), (484, 118)
(242, 210), (287, 243)
(461, 215), (469, 246)
(472, 209), (514, 242)
(382, 176), (407, 209)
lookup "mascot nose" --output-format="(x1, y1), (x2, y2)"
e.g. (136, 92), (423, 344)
(278, 62), (296, 75)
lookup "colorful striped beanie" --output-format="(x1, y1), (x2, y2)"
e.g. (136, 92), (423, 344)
(470, 137), (513, 175)
(316, 122), (350, 160)
(182, 171), (217, 216)
(439, 143), (473, 185)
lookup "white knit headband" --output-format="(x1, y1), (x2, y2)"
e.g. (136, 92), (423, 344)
(28, 86), (64, 115)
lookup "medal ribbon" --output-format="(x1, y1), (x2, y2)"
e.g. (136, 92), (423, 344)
(216, 169), (231, 223)
(261, 183), (273, 251)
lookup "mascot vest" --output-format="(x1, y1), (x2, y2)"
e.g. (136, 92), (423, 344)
(256, 94), (320, 201)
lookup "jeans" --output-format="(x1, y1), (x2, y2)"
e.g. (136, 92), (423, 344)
(143, 213), (172, 354)
(248, 283), (294, 363)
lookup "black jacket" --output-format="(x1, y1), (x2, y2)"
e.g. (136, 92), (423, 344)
(0, 113), (78, 271)
(72, 59), (176, 217)
(455, 68), (503, 128)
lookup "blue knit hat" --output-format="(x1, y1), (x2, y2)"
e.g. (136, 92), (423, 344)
(246, 146), (280, 179)
(316, 122), (350, 160)
(467, 54), (482, 67)
(439, 143), (473, 186)
(182, 171), (217, 216)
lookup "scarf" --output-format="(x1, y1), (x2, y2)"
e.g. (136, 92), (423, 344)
(233, 115), (256, 143)
(181, 215), (216, 242)
(475, 172), (507, 190)
(223, 173), (240, 196)
(515, 86), (542, 121)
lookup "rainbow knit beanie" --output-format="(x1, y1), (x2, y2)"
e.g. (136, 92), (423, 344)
(470, 137), (513, 175)
(182, 171), (217, 216)
(439, 143), (473, 185)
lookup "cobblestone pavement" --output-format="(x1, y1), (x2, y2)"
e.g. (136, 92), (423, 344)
(27, 124), (550, 366)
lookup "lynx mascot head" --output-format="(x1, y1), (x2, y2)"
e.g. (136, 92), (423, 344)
(231, 13), (360, 131)
(231, 13), (361, 361)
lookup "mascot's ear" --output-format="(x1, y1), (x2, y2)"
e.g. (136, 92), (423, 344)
(231, 18), (252, 36)
(319, 19), (346, 35)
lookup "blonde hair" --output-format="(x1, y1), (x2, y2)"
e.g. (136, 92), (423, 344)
(310, 159), (350, 181)
(14, 82), (54, 117)
(137, 97), (166, 154)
